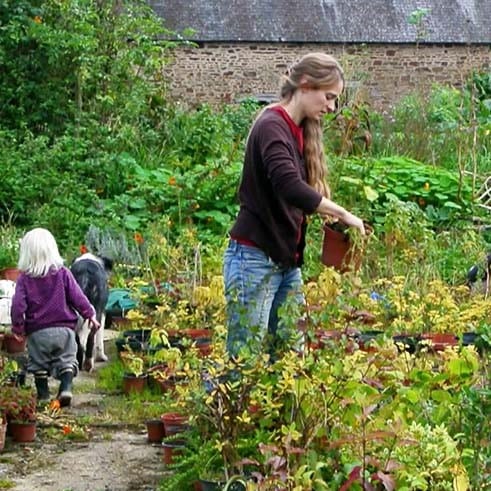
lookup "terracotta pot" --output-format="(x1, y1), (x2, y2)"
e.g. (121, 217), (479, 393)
(321, 223), (363, 273)
(2, 333), (27, 354)
(195, 338), (213, 357)
(146, 419), (166, 443)
(420, 333), (458, 352)
(0, 268), (21, 282)
(0, 422), (6, 451)
(122, 373), (147, 394)
(160, 412), (189, 436)
(161, 438), (186, 465)
(181, 329), (212, 340)
(9, 421), (36, 442)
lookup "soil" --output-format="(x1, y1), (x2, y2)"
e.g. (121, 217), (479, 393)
(0, 332), (168, 491)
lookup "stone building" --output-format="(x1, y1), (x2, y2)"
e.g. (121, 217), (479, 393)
(148, 0), (491, 110)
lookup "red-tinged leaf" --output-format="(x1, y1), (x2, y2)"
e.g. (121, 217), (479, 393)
(266, 455), (286, 470)
(327, 436), (357, 448)
(372, 471), (396, 490)
(363, 377), (385, 390)
(363, 404), (378, 417)
(340, 397), (355, 407)
(340, 466), (361, 491)
(259, 443), (279, 454)
(365, 456), (383, 468)
(384, 460), (401, 472)
(365, 430), (397, 441)
(288, 446), (306, 455)
(250, 471), (264, 482)
(251, 471), (264, 483)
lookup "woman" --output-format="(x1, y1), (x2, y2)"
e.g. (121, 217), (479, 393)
(224, 52), (365, 359)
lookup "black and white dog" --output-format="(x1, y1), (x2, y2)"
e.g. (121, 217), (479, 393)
(71, 253), (113, 372)
(467, 253), (491, 295)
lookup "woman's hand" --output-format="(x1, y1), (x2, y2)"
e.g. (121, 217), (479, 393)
(317, 197), (366, 234)
(341, 212), (366, 235)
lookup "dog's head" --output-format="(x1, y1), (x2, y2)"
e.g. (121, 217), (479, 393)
(466, 252), (491, 290)
(74, 253), (114, 273)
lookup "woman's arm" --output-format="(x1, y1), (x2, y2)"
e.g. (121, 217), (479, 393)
(316, 197), (366, 234)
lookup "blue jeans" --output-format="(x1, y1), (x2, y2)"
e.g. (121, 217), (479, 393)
(223, 239), (304, 358)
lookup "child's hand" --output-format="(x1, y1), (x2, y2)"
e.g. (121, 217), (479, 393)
(11, 325), (26, 338)
(89, 316), (101, 332)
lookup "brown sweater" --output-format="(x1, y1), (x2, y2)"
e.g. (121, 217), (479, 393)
(230, 109), (323, 268)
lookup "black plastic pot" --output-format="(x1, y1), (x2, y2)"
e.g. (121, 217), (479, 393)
(115, 329), (152, 353)
(392, 334), (420, 354)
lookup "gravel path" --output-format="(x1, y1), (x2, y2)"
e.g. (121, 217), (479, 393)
(0, 333), (167, 491)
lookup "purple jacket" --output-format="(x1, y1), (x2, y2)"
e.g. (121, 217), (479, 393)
(11, 267), (95, 336)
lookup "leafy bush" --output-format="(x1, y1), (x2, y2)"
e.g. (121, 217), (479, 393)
(332, 155), (476, 228)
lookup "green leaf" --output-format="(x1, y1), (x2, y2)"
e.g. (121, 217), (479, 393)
(442, 201), (462, 209)
(431, 389), (452, 403)
(340, 176), (362, 185)
(363, 185), (379, 202)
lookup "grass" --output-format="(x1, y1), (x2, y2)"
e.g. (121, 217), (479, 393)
(94, 354), (172, 424)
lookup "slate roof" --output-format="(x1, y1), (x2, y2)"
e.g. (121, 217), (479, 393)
(148, 0), (491, 44)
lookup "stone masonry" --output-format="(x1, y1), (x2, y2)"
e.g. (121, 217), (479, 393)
(163, 43), (491, 111)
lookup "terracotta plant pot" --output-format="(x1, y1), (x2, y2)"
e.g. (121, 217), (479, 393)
(146, 419), (166, 443)
(161, 438), (186, 465)
(122, 373), (147, 394)
(321, 223), (363, 272)
(9, 421), (36, 442)
(0, 268), (21, 282)
(0, 422), (6, 451)
(2, 333), (27, 354)
(160, 412), (189, 436)
(181, 329), (213, 340)
(195, 337), (213, 357)
(420, 333), (458, 352)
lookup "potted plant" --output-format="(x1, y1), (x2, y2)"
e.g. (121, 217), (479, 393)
(120, 350), (148, 394)
(0, 225), (21, 281)
(0, 415), (6, 451)
(321, 222), (371, 273)
(0, 385), (37, 442)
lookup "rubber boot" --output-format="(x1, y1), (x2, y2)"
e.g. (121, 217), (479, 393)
(34, 370), (50, 403)
(57, 368), (73, 407)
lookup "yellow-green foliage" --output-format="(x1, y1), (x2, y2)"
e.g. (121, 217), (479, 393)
(368, 276), (491, 334)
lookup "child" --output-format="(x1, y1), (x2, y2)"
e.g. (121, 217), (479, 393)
(10, 228), (100, 407)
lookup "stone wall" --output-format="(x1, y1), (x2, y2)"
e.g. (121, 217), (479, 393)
(164, 43), (491, 111)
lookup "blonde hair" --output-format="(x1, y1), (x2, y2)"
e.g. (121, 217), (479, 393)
(281, 53), (344, 198)
(18, 228), (64, 277)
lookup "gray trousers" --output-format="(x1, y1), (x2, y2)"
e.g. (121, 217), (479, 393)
(27, 327), (78, 379)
